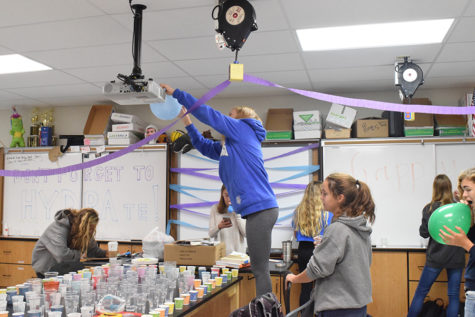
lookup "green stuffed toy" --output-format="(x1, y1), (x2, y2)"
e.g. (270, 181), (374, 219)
(10, 106), (25, 147)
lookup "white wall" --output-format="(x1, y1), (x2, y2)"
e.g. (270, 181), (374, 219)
(0, 86), (471, 148)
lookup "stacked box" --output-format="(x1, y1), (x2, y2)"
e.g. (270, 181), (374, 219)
(324, 103), (356, 139)
(352, 118), (389, 138)
(293, 110), (322, 139)
(265, 108), (293, 140)
(434, 114), (467, 136)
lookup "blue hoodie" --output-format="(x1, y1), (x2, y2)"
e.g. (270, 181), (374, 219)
(173, 89), (278, 217)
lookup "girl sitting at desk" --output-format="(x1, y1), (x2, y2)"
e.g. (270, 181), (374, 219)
(32, 208), (107, 277)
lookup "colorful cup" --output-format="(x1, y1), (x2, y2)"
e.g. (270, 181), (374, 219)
(231, 269), (239, 278)
(165, 302), (174, 315)
(196, 287), (204, 298)
(174, 297), (184, 310)
(189, 290), (198, 302)
(193, 279), (201, 289)
(159, 305), (169, 317)
(205, 283), (212, 293)
(221, 274), (228, 284)
(209, 279), (216, 289)
(215, 276), (223, 287)
(179, 266), (187, 273)
(180, 293), (190, 305)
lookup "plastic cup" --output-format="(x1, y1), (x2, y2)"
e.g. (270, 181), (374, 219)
(209, 279), (216, 289)
(193, 279), (201, 289)
(174, 297), (184, 310)
(189, 290), (198, 302)
(221, 274), (228, 284)
(165, 302), (174, 315)
(12, 313), (25, 317)
(159, 305), (169, 316)
(215, 276), (222, 287)
(0, 312), (8, 317)
(231, 269), (239, 278)
(205, 283), (212, 293)
(107, 241), (118, 258)
(44, 272), (58, 279)
(179, 266), (186, 273)
(180, 293), (190, 305)
(196, 287), (204, 298)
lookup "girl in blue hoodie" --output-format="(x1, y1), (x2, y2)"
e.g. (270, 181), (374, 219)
(161, 83), (279, 296)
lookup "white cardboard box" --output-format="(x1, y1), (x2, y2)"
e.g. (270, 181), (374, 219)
(293, 110), (322, 131)
(111, 112), (148, 128)
(325, 103), (357, 129)
(112, 123), (145, 134)
(294, 130), (322, 139)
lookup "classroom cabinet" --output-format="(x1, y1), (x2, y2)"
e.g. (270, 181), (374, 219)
(408, 252), (468, 306)
(0, 239), (37, 287)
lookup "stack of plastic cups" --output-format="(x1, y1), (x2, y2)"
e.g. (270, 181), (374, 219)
(64, 292), (79, 315)
(0, 294), (7, 317)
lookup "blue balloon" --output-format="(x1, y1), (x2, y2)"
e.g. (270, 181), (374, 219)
(150, 95), (182, 120)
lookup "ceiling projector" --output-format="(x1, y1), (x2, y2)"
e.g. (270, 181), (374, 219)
(103, 79), (166, 105)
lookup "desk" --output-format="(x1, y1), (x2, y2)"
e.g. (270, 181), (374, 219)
(173, 277), (241, 316)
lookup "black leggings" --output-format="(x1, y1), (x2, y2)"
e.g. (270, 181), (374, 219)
(297, 241), (315, 306)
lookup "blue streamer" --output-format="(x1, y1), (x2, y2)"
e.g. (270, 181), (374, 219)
(273, 165), (320, 183)
(166, 219), (209, 235)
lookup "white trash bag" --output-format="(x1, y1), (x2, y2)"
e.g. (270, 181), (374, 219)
(142, 227), (175, 260)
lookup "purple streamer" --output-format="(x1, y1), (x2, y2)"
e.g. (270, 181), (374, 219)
(0, 79), (231, 178)
(264, 143), (319, 162)
(170, 201), (216, 209)
(244, 74), (475, 115)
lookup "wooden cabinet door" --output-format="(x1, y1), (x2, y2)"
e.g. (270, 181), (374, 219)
(0, 240), (36, 264)
(0, 264), (37, 287)
(367, 251), (408, 317)
(409, 281), (466, 304)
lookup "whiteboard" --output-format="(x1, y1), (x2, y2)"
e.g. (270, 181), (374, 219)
(177, 145), (313, 249)
(3, 151), (83, 237)
(322, 141), (475, 247)
(82, 148), (168, 240)
(436, 143), (475, 184)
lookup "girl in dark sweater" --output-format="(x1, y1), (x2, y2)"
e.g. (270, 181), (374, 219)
(408, 174), (464, 317)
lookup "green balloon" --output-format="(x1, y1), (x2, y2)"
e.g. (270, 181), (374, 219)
(428, 203), (472, 244)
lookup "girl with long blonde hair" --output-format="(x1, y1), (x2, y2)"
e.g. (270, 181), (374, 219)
(292, 181), (333, 306)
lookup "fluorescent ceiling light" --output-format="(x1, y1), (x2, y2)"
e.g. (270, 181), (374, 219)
(297, 19), (454, 51)
(0, 54), (51, 75)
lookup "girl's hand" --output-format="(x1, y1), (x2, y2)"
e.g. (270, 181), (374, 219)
(218, 218), (232, 229)
(160, 83), (175, 95)
(180, 106), (192, 126)
(439, 225), (474, 251)
(285, 273), (296, 287)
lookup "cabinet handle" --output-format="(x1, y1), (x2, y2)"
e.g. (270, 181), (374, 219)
(2, 274), (12, 277)
(418, 265), (424, 270)
(3, 250), (12, 254)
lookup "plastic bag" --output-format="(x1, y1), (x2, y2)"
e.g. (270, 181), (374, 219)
(96, 294), (125, 313)
(142, 227), (175, 260)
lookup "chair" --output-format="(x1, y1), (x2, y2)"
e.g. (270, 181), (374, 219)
(283, 271), (315, 317)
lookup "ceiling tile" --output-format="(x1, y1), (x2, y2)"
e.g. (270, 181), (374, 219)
(149, 30), (298, 61)
(0, 98), (50, 110)
(0, 1), (103, 28)
(281, 0), (467, 29)
(464, 0), (475, 16)
(88, 0), (211, 14)
(148, 36), (230, 61)
(428, 61), (475, 77)
(112, 6), (215, 41)
(155, 77), (206, 90)
(6, 83), (101, 98)
(423, 76), (475, 89)
(308, 65), (396, 83)
(302, 44), (441, 69)
(64, 61), (187, 83)
(176, 53), (304, 76)
(26, 43), (165, 70)
(436, 42), (475, 62)
(447, 17), (475, 43)
(0, 16), (130, 52)
(0, 70), (84, 89)
(246, 70), (313, 90)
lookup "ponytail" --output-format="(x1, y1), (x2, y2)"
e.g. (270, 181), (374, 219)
(326, 173), (375, 224)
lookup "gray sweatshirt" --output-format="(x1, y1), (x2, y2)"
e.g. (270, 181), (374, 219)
(305, 215), (372, 313)
(32, 209), (106, 274)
